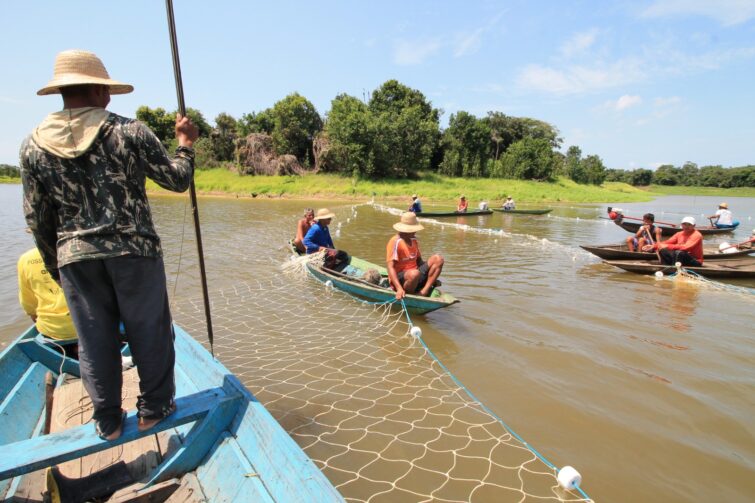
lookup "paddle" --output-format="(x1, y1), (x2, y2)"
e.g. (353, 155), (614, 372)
(620, 215), (678, 227)
(719, 237), (755, 252)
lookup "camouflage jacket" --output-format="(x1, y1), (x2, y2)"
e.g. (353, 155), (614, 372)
(20, 111), (194, 281)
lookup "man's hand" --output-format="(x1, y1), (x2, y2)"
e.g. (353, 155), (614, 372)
(395, 287), (405, 300)
(175, 114), (199, 148)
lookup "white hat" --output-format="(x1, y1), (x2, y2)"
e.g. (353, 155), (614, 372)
(393, 212), (424, 233)
(37, 49), (133, 96)
(681, 216), (696, 225)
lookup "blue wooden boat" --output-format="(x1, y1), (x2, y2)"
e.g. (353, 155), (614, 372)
(0, 325), (343, 502)
(306, 255), (459, 314)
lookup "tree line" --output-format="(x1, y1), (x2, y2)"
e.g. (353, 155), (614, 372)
(136, 79), (610, 184)
(605, 162), (755, 188)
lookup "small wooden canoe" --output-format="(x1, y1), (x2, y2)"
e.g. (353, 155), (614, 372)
(615, 219), (737, 236)
(415, 209), (493, 217)
(306, 256), (459, 314)
(581, 243), (754, 261)
(602, 257), (755, 278)
(492, 208), (552, 215)
(0, 325), (342, 501)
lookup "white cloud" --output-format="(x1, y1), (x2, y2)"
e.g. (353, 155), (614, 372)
(454, 27), (485, 58)
(614, 94), (643, 111)
(560, 29), (599, 58)
(642, 0), (755, 26)
(517, 58), (646, 94)
(393, 39), (442, 66)
(654, 96), (681, 107)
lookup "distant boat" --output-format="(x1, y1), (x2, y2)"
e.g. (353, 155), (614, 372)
(0, 325), (342, 502)
(602, 257), (755, 278)
(581, 242), (754, 261)
(492, 208), (552, 215)
(415, 209), (493, 217)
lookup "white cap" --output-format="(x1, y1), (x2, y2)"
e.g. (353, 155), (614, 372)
(681, 216), (696, 225)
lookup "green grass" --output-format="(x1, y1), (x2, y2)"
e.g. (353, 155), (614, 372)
(647, 185), (755, 197)
(0, 176), (21, 184)
(147, 169), (665, 203)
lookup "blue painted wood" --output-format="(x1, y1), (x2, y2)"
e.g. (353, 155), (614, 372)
(195, 432), (275, 502)
(307, 262), (459, 314)
(0, 362), (47, 445)
(0, 388), (231, 481)
(19, 336), (80, 377)
(0, 330), (34, 404)
(2, 392), (49, 499)
(146, 393), (241, 484)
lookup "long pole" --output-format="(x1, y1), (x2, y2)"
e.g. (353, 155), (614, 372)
(165, 0), (214, 355)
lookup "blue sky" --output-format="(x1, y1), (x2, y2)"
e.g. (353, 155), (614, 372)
(2, 0), (754, 169)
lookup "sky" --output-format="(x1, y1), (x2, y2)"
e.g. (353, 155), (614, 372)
(1, 0), (754, 170)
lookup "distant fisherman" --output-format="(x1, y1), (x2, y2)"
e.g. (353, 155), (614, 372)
(707, 202), (737, 229)
(20, 49), (198, 440)
(408, 194), (422, 213)
(304, 208), (350, 270)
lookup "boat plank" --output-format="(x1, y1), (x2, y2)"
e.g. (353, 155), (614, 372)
(0, 344), (33, 404)
(164, 472), (207, 502)
(0, 362), (47, 446)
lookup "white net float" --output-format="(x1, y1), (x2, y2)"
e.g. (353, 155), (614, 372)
(654, 271), (664, 280)
(410, 326), (422, 337)
(324, 280), (333, 288)
(557, 465), (582, 490)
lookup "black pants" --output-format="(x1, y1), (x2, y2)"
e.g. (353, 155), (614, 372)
(659, 249), (701, 267)
(60, 255), (175, 424)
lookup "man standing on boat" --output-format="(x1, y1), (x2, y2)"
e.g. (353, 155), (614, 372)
(386, 212), (444, 299)
(646, 216), (703, 266)
(20, 50), (198, 440)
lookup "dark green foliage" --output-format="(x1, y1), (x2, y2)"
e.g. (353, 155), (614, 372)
(322, 94), (374, 175)
(439, 111), (490, 177)
(237, 110), (274, 136)
(136, 106), (211, 147)
(270, 93), (323, 163)
(582, 154), (607, 185)
(209, 113), (238, 163)
(0, 164), (20, 178)
(484, 112), (562, 159)
(492, 138), (556, 181)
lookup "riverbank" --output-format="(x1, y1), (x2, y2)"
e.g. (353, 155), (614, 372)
(5, 170), (754, 202)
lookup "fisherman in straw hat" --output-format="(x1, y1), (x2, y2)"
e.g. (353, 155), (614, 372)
(386, 212), (444, 299)
(303, 208), (350, 270)
(20, 49), (199, 440)
(646, 216), (703, 266)
(707, 202), (737, 229)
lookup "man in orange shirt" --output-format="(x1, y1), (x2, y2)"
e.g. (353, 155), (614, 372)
(645, 216), (703, 266)
(386, 212), (444, 299)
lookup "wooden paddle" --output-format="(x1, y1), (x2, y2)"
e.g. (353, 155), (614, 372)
(719, 237), (755, 252)
(620, 215), (678, 227)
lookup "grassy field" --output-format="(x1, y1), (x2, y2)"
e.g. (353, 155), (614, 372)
(645, 185), (755, 197)
(147, 169), (662, 203)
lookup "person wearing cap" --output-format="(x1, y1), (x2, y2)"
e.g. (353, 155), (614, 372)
(707, 202), (736, 229)
(456, 195), (468, 213)
(502, 196), (516, 211)
(303, 208), (337, 254)
(646, 216), (703, 266)
(20, 49), (199, 440)
(293, 207), (315, 253)
(408, 194), (422, 213)
(386, 212), (444, 299)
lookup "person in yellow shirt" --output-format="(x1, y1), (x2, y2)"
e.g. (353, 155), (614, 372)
(18, 247), (77, 344)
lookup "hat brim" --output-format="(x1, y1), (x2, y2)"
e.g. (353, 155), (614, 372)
(314, 212), (336, 221)
(393, 222), (424, 233)
(37, 76), (133, 96)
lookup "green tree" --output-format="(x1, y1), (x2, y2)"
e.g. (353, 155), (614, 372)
(270, 93), (323, 163)
(209, 112), (238, 162)
(495, 138), (556, 181)
(136, 106), (174, 145)
(484, 112), (562, 159)
(439, 111), (491, 177)
(652, 164), (681, 185)
(629, 168), (653, 186)
(583, 154), (606, 184)
(323, 94), (374, 175)
(237, 109), (274, 137)
(564, 145), (587, 183)
(368, 80), (440, 178)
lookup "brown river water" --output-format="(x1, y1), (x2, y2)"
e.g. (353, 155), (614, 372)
(1, 183), (753, 502)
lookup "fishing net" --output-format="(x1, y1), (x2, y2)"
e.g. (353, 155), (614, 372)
(169, 204), (590, 502)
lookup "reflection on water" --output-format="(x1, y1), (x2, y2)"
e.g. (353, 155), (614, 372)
(0, 186), (754, 502)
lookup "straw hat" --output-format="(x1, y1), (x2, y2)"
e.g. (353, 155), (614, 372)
(719, 202), (728, 209)
(411, 194), (418, 199)
(393, 212), (424, 233)
(313, 208), (336, 221)
(37, 50), (133, 96)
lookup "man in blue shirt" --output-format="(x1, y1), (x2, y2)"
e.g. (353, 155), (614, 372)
(304, 208), (336, 254)
(408, 194), (422, 213)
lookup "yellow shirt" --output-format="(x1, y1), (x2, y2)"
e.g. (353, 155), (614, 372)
(17, 248), (77, 340)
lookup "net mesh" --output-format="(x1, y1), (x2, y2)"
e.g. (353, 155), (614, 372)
(171, 249), (589, 502)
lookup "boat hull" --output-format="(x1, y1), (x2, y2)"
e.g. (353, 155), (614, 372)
(603, 258), (755, 278)
(581, 243), (754, 261)
(415, 210), (493, 217)
(492, 208), (552, 215)
(616, 220), (737, 236)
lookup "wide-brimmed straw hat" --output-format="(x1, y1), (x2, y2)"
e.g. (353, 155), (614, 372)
(37, 49), (134, 96)
(314, 208), (336, 221)
(393, 212), (424, 233)
(411, 194), (418, 199)
(719, 202), (728, 209)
